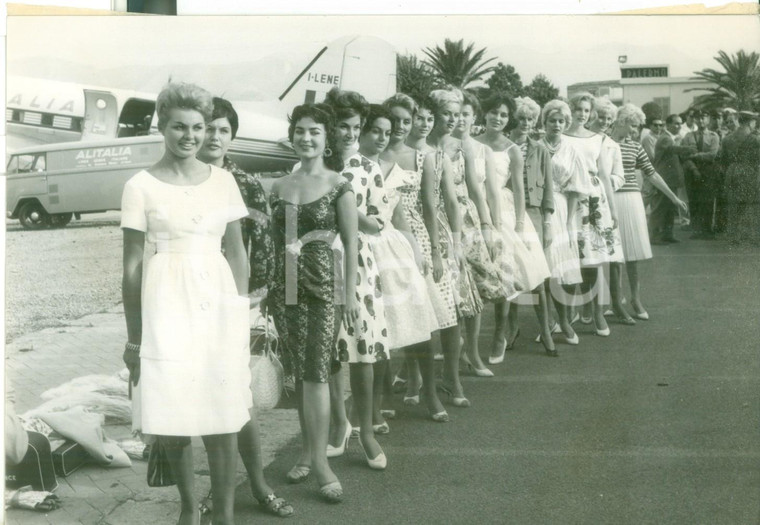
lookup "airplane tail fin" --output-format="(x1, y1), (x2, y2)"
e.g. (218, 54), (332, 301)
(278, 35), (397, 107)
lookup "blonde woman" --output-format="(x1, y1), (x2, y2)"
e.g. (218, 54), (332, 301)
(608, 103), (687, 320)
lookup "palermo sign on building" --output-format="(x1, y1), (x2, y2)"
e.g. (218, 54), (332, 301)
(620, 65), (669, 79)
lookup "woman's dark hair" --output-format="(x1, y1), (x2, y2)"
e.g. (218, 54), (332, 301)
(481, 92), (517, 131)
(462, 90), (482, 118)
(287, 103), (343, 172)
(324, 87), (370, 125)
(211, 97), (239, 139)
(362, 104), (395, 136)
(414, 95), (437, 119)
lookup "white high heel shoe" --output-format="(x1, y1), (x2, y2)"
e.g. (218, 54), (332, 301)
(326, 423), (352, 458)
(359, 440), (387, 470)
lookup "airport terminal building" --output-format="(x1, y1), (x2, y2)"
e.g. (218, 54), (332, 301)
(567, 64), (715, 117)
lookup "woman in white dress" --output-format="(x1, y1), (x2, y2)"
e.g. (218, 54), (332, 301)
(475, 94), (552, 363)
(362, 104), (440, 431)
(122, 83), (250, 525)
(538, 100), (592, 344)
(453, 90), (517, 374)
(381, 93), (450, 422)
(563, 92), (622, 337)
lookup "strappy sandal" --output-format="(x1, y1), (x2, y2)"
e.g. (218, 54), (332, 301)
(319, 481), (343, 504)
(258, 493), (295, 518)
(285, 464), (311, 484)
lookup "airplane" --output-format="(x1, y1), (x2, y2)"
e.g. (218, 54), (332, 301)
(5, 34), (398, 174)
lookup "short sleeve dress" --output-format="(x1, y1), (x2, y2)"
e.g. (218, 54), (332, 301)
(563, 133), (624, 267)
(268, 180), (354, 383)
(334, 154), (389, 363)
(120, 166), (252, 437)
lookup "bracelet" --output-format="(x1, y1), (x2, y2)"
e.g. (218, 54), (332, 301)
(480, 222), (493, 228)
(125, 342), (141, 353)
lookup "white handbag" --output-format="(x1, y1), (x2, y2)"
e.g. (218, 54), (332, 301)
(249, 315), (284, 410)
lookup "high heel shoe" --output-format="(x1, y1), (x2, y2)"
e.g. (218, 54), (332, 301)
(403, 383), (421, 406)
(506, 327), (521, 350)
(372, 422), (390, 435)
(535, 322), (562, 342)
(256, 493), (295, 518)
(564, 332), (580, 345)
(391, 374), (407, 393)
(634, 311), (649, 320)
(358, 440), (387, 470)
(488, 339), (507, 365)
(326, 423), (352, 458)
(472, 367), (494, 377)
(593, 318), (611, 337)
(319, 481), (343, 503)
(437, 384), (471, 408)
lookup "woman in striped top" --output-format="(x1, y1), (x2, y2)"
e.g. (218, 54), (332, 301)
(608, 104), (687, 321)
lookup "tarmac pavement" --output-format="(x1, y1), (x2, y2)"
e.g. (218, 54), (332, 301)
(5, 234), (760, 524)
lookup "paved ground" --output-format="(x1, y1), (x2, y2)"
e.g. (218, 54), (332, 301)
(5, 233), (760, 524)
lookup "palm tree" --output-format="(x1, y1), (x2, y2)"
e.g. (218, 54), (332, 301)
(688, 50), (760, 112)
(422, 39), (497, 89)
(396, 53), (442, 102)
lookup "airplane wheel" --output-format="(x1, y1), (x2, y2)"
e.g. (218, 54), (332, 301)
(49, 213), (73, 228)
(17, 201), (51, 230)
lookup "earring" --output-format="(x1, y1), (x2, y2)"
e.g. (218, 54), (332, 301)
(323, 147), (333, 158)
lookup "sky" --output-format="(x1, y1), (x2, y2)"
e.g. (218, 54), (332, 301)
(5, 14), (760, 97)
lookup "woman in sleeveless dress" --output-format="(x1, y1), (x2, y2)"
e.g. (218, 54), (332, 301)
(537, 99), (592, 345)
(324, 88), (389, 470)
(268, 103), (358, 502)
(563, 92), (622, 337)
(360, 104), (441, 432)
(408, 93), (476, 408)
(453, 90), (517, 374)
(122, 82), (252, 525)
(380, 93), (449, 422)
(475, 93), (552, 364)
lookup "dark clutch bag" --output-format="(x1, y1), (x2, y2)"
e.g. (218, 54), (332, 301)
(146, 438), (176, 487)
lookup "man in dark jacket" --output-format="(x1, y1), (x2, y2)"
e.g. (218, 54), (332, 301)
(682, 110), (720, 238)
(650, 114), (697, 243)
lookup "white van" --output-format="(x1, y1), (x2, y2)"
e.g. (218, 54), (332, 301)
(5, 136), (164, 229)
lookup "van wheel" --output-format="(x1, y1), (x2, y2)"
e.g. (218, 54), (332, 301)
(17, 201), (51, 230)
(49, 213), (73, 228)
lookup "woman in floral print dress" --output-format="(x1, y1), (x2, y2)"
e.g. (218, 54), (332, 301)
(563, 92), (622, 337)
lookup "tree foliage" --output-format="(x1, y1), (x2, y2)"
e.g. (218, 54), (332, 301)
(689, 49), (760, 112)
(422, 39), (497, 89)
(396, 53), (442, 102)
(523, 74), (560, 108)
(484, 62), (524, 99)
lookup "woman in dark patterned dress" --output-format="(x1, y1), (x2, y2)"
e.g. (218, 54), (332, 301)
(197, 97), (293, 517)
(267, 103), (358, 503)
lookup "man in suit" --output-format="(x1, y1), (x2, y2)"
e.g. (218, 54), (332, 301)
(650, 114), (697, 244)
(682, 110), (721, 239)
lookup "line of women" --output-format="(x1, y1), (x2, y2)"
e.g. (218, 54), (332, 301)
(121, 81), (685, 522)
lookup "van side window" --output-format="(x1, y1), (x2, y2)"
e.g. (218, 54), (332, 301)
(16, 154), (36, 173)
(7, 156), (18, 174)
(34, 154), (46, 172)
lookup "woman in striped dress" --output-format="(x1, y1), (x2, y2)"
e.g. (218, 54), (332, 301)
(608, 104), (687, 321)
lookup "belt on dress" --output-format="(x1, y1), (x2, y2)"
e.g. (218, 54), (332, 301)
(155, 237), (221, 254)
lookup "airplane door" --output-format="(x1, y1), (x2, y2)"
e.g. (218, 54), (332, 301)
(82, 90), (119, 141)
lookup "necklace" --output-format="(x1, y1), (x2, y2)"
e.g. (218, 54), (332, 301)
(542, 136), (561, 154)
